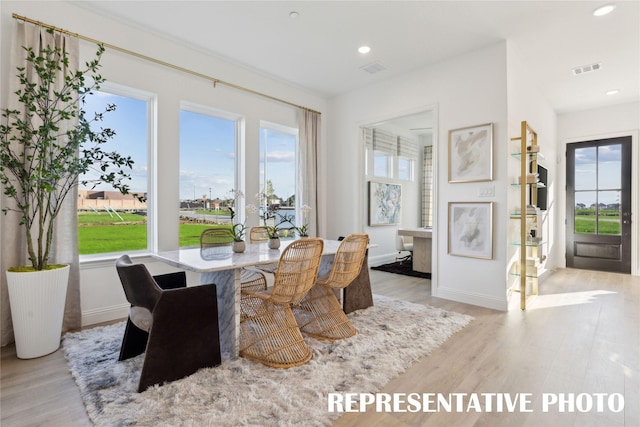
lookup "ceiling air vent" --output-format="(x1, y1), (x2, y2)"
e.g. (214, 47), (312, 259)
(361, 62), (386, 74)
(572, 62), (602, 76)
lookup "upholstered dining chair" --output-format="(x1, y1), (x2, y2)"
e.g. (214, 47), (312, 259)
(115, 255), (222, 392)
(200, 228), (267, 293)
(239, 238), (324, 368)
(293, 233), (369, 341)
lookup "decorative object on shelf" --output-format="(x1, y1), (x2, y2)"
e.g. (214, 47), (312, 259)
(1, 29), (136, 358)
(448, 122), (493, 183)
(447, 202), (493, 259)
(368, 181), (401, 226)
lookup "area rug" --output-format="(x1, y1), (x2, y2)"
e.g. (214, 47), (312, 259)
(62, 294), (471, 426)
(372, 261), (432, 279)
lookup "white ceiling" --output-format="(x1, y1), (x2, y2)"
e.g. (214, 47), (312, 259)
(73, 1), (639, 115)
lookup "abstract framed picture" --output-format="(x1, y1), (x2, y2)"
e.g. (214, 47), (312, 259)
(448, 122), (493, 183)
(448, 202), (493, 259)
(368, 181), (401, 226)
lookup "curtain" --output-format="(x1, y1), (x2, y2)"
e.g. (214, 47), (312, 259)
(397, 136), (418, 160)
(372, 129), (397, 154)
(421, 146), (434, 227)
(1, 22), (82, 347)
(297, 109), (320, 237)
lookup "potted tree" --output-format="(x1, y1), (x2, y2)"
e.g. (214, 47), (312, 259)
(0, 33), (136, 358)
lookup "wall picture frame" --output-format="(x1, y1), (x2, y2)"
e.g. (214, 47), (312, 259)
(448, 202), (493, 259)
(368, 181), (401, 226)
(448, 122), (493, 183)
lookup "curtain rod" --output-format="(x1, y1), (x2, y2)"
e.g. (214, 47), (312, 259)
(12, 13), (321, 115)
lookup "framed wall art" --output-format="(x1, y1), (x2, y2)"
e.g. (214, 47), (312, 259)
(448, 202), (493, 259)
(368, 181), (401, 226)
(448, 122), (493, 183)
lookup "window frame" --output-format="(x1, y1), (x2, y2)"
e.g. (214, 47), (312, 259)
(179, 101), (244, 228)
(78, 82), (156, 262)
(259, 120), (299, 224)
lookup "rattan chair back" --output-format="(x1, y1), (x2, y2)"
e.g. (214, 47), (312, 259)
(317, 233), (368, 289)
(249, 226), (269, 243)
(270, 238), (324, 305)
(200, 228), (234, 248)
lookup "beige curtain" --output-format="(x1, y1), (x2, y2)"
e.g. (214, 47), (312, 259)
(1, 22), (82, 347)
(296, 109), (320, 237)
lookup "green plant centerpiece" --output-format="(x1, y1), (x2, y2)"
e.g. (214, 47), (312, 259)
(0, 31), (135, 358)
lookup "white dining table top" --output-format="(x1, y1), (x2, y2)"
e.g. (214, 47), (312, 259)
(152, 238), (342, 273)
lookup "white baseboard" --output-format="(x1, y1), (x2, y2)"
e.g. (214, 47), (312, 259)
(82, 303), (129, 327)
(434, 286), (508, 311)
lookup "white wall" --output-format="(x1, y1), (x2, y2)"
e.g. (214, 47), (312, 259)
(506, 41), (559, 295)
(1, 2), (328, 325)
(557, 102), (640, 275)
(327, 43), (510, 310)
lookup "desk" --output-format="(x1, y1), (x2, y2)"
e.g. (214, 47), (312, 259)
(153, 239), (372, 358)
(398, 227), (432, 273)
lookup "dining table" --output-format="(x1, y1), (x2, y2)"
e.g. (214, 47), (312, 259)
(152, 238), (373, 359)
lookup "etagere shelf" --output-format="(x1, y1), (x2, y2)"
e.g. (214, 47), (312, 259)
(510, 121), (544, 310)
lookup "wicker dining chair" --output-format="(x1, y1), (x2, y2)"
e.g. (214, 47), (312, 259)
(200, 228), (267, 293)
(248, 226), (279, 274)
(293, 233), (369, 341)
(239, 238), (324, 368)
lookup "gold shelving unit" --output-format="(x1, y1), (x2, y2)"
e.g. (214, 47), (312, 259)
(510, 120), (542, 310)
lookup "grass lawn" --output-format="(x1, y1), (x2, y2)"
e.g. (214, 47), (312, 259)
(575, 217), (621, 235)
(78, 214), (230, 254)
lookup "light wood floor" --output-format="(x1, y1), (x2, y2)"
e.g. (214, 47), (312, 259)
(1, 268), (638, 426)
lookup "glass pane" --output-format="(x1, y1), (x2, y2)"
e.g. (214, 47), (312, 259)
(575, 191), (596, 234)
(597, 190), (621, 235)
(260, 126), (297, 233)
(574, 146), (596, 191)
(180, 110), (236, 247)
(373, 152), (390, 177)
(398, 157), (411, 180)
(597, 144), (621, 189)
(78, 91), (148, 254)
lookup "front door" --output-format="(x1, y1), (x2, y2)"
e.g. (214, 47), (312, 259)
(566, 137), (632, 273)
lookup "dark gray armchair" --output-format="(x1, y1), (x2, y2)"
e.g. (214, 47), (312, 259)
(115, 255), (221, 392)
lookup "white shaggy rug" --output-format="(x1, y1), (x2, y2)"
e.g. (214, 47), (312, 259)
(62, 295), (473, 426)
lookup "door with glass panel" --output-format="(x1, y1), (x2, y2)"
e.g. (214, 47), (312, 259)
(566, 137), (632, 273)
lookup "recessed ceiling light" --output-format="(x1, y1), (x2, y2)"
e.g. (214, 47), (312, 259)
(358, 46), (371, 54)
(593, 4), (616, 16)
(606, 89), (619, 95)
(289, 11), (300, 19)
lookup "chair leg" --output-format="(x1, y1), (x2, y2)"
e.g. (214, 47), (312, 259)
(239, 294), (312, 368)
(118, 316), (149, 361)
(293, 285), (357, 341)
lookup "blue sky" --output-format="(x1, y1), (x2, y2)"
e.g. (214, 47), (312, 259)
(83, 92), (296, 203)
(574, 144), (622, 206)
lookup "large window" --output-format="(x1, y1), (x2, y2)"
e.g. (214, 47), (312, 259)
(179, 104), (239, 247)
(78, 87), (150, 255)
(259, 123), (298, 234)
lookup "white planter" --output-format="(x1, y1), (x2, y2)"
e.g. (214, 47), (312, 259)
(232, 240), (246, 253)
(6, 265), (70, 359)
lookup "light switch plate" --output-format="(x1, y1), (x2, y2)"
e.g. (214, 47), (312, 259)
(478, 186), (495, 197)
